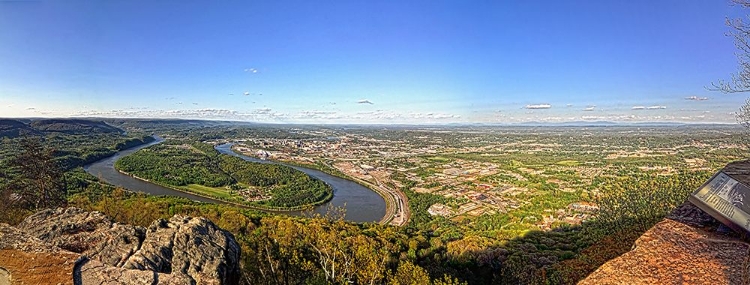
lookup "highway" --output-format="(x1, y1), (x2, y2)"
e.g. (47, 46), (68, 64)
(321, 162), (410, 226)
(349, 176), (410, 226)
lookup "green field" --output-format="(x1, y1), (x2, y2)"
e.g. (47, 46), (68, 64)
(178, 184), (236, 200)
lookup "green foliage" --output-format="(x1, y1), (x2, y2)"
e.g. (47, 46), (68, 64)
(403, 188), (447, 229)
(593, 170), (710, 233)
(117, 144), (234, 187)
(116, 142), (333, 209)
(6, 137), (67, 210)
(389, 261), (431, 285)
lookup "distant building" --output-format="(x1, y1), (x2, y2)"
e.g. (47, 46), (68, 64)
(468, 192), (487, 201)
(568, 202), (599, 213)
(257, 150), (270, 160)
(477, 183), (492, 190)
(443, 168), (462, 176)
(427, 203), (454, 217)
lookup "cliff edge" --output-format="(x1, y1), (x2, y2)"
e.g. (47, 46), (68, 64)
(579, 202), (750, 285)
(0, 207), (241, 285)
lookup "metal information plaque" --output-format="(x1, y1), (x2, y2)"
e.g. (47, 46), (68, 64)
(689, 169), (750, 233)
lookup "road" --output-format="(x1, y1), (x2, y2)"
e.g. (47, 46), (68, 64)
(321, 162), (411, 226)
(348, 176), (410, 226)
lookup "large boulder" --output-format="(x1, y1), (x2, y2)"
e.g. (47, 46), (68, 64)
(7, 207), (241, 285)
(18, 207), (145, 267)
(123, 215), (242, 285)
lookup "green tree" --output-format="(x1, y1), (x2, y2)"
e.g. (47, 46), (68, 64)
(388, 261), (431, 285)
(8, 137), (67, 210)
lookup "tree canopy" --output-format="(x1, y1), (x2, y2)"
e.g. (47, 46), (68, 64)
(6, 137), (67, 210)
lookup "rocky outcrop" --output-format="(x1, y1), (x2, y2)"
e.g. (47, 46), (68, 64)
(122, 215), (241, 284)
(0, 208), (241, 285)
(579, 203), (750, 285)
(0, 223), (79, 285)
(18, 208), (146, 268)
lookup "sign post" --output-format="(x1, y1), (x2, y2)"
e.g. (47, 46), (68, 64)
(689, 160), (750, 234)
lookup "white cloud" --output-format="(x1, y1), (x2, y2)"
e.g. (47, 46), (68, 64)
(525, 104), (551, 109)
(581, 115), (604, 120)
(254, 108), (272, 114)
(583, 105), (596, 111)
(293, 110), (342, 120)
(632, 106), (645, 110)
(685, 96), (708, 101)
(646, 105), (667, 110)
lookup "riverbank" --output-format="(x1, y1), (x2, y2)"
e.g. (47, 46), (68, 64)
(85, 139), (386, 223)
(115, 168), (334, 212)
(285, 160), (398, 224)
(228, 144), (406, 226)
(216, 143), (386, 222)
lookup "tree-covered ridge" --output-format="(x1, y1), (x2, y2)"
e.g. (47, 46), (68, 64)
(117, 144), (233, 187)
(29, 119), (122, 134)
(115, 141), (332, 209)
(0, 130), (156, 224)
(0, 132), (155, 173)
(218, 155), (332, 207)
(0, 118), (124, 139)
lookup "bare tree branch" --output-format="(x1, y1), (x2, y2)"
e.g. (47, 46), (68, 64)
(710, 1), (750, 93)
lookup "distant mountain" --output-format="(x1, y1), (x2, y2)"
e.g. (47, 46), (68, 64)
(29, 119), (122, 134)
(0, 119), (123, 138)
(510, 121), (688, 127)
(105, 118), (246, 131)
(0, 119), (39, 138)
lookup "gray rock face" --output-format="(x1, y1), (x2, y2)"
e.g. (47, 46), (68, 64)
(124, 215), (242, 285)
(76, 258), (194, 285)
(15, 208), (241, 285)
(18, 207), (145, 267)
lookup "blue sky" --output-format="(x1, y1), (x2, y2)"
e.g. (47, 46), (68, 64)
(0, 0), (748, 124)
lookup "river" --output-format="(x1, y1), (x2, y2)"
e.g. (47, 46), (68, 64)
(83, 139), (386, 223)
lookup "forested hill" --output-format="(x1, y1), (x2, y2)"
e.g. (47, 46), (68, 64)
(0, 119), (39, 138)
(0, 119), (123, 138)
(29, 119), (122, 134)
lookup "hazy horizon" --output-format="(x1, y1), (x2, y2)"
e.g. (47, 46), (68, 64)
(1, 1), (749, 124)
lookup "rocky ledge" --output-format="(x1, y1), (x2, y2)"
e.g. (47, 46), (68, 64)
(0, 207), (241, 285)
(579, 202), (750, 285)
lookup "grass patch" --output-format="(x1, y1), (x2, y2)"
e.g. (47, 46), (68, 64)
(427, 156), (452, 162)
(178, 184), (235, 200)
(556, 160), (580, 167)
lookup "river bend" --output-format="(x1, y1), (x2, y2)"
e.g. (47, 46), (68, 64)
(83, 139), (386, 222)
